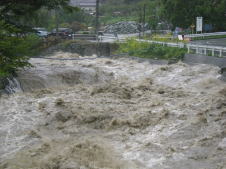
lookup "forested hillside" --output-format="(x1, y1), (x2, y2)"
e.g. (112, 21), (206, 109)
(100, 0), (160, 26)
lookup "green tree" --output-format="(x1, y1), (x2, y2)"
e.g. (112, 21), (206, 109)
(137, 0), (161, 30)
(0, 0), (73, 77)
(160, 0), (226, 31)
(0, 21), (42, 77)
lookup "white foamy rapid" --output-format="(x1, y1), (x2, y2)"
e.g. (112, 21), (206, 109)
(4, 78), (22, 94)
(0, 53), (226, 169)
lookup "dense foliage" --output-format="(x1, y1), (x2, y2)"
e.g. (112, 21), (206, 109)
(0, 20), (44, 77)
(101, 0), (226, 31)
(100, 0), (161, 28)
(20, 7), (93, 31)
(160, 0), (226, 30)
(118, 38), (186, 60)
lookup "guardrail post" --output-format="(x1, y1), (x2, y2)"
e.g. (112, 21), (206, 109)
(196, 47), (199, 54)
(204, 48), (207, 55)
(212, 49), (214, 56)
(187, 46), (190, 53)
(219, 50), (222, 57)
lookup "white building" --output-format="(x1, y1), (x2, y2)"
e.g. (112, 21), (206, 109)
(70, 0), (96, 13)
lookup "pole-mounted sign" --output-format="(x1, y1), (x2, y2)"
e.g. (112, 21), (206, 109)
(196, 17), (203, 33)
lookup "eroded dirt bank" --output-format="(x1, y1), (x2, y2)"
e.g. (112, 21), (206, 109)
(0, 53), (226, 169)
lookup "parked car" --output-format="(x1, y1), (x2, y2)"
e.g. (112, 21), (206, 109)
(49, 28), (73, 38)
(33, 27), (49, 37)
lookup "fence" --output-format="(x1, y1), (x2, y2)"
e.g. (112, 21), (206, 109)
(187, 44), (226, 57)
(72, 34), (97, 40)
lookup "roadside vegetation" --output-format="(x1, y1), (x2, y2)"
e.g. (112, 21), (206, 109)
(117, 38), (186, 60)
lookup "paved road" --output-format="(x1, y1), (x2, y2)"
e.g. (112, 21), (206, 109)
(190, 38), (226, 47)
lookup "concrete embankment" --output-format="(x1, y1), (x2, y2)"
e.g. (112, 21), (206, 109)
(184, 53), (226, 80)
(40, 40), (119, 57)
(184, 53), (226, 68)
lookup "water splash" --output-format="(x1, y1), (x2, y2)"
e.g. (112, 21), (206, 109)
(4, 78), (22, 94)
(1, 55), (226, 169)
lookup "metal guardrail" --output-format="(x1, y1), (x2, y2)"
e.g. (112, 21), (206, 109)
(187, 44), (226, 57)
(121, 40), (226, 58)
(137, 39), (226, 57)
(72, 34), (97, 40)
(98, 34), (126, 42)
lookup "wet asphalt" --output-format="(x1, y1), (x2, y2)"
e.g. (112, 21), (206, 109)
(190, 38), (226, 47)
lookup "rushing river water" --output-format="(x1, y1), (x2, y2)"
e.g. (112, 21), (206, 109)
(0, 52), (226, 169)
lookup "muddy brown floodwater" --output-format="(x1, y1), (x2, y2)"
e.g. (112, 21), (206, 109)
(0, 52), (226, 169)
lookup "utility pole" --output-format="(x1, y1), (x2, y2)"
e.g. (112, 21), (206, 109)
(95, 0), (100, 57)
(55, 9), (59, 37)
(143, 4), (146, 36)
(138, 7), (142, 39)
(95, 0), (100, 35)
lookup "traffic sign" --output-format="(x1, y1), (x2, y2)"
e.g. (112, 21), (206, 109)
(196, 17), (203, 32)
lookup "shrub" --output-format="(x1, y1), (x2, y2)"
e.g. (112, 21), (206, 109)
(117, 38), (186, 60)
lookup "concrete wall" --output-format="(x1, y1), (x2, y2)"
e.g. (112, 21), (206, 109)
(183, 54), (226, 81)
(184, 54), (226, 68)
(41, 41), (119, 57)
